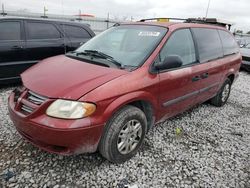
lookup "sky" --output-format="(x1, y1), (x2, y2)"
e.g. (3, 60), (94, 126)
(0, 0), (250, 32)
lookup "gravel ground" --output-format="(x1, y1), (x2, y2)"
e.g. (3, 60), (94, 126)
(0, 72), (250, 188)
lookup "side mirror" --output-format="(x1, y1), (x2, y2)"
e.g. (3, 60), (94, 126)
(155, 55), (183, 70)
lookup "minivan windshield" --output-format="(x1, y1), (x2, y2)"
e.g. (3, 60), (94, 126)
(75, 25), (167, 68)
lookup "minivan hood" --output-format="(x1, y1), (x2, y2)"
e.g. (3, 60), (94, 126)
(21, 55), (127, 100)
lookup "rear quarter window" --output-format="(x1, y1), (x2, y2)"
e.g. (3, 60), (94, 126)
(62, 25), (91, 38)
(218, 30), (239, 55)
(192, 28), (223, 63)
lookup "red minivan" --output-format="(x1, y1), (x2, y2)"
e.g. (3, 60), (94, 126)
(8, 20), (241, 163)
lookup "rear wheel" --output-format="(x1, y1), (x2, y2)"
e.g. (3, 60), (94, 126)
(210, 78), (232, 107)
(99, 105), (147, 163)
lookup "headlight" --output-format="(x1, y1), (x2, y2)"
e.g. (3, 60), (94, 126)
(46, 99), (96, 119)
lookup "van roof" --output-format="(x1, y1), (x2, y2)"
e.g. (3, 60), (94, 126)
(137, 17), (233, 30)
(0, 17), (90, 26)
(122, 21), (229, 31)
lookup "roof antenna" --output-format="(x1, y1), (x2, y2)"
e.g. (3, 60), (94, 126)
(205, 0), (211, 18)
(61, 0), (67, 54)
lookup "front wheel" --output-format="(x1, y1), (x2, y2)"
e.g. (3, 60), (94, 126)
(210, 78), (232, 107)
(99, 105), (147, 163)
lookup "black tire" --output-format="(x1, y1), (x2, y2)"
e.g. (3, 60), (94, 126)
(210, 78), (232, 107)
(99, 105), (147, 163)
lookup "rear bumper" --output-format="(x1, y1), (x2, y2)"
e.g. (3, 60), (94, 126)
(8, 92), (104, 155)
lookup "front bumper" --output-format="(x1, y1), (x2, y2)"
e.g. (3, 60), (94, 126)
(8, 91), (104, 155)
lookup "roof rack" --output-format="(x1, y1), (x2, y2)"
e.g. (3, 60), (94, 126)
(138, 17), (233, 30)
(185, 18), (233, 30)
(139, 17), (186, 22)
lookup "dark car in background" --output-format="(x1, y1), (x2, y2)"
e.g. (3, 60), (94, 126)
(0, 18), (95, 84)
(240, 43), (250, 71)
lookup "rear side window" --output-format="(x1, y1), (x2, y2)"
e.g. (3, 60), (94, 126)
(192, 28), (223, 62)
(218, 30), (239, 55)
(160, 29), (196, 66)
(62, 25), (91, 38)
(0, 21), (21, 40)
(27, 22), (61, 39)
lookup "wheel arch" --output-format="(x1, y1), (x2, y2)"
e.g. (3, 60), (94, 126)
(102, 91), (157, 132)
(227, 74), (235, 84)
(224, 67), (236, 84)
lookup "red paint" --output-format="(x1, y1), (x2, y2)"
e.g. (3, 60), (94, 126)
(8, 22), (241, 155)
(21, 55), (127, 99)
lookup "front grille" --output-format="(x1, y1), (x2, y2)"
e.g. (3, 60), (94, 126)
(27, 91), (47, 105)
(21, 104), (34, 114)
(16, 89), (48, 115)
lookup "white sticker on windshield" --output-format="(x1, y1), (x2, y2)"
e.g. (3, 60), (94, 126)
(138, 31), (160, 37)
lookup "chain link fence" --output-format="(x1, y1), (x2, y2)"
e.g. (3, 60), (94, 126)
(0, 10), (121, 34)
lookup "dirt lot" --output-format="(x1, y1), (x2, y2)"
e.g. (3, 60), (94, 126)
(0, 71), (249, 188)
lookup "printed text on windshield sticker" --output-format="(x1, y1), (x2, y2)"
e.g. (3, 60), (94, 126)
(138, 31), (160, 37)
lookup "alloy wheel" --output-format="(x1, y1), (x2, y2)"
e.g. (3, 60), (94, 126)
(117, 119), (142, 155)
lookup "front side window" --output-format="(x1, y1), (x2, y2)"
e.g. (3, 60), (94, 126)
(192, 28), (223, 62)
(0, 21), (21, 40)
(27, 22), (60, 40)
(76, 25), (167, 67)
(159, 29), (196, 66)
(218, 30), (239, 55)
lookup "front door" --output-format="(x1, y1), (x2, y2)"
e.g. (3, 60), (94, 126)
(156, 28), (201, 121)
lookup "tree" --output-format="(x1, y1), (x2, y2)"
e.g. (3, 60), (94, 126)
(247, 31), (250, 34)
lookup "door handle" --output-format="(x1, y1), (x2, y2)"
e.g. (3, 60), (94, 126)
(201, 73), (209, 79)
(192, 76), (201, 82)
(11, 46), (23, 50)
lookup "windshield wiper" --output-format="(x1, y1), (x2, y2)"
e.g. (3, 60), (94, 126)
(67, 50), (124, 69)
(83, 50), (123, 68)
(84, 50), (112, 59)
(67, 51), (87, 56)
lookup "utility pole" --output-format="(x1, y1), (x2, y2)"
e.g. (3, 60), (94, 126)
(106, 13), (110, 29)
(41, 6), (48, 18)
(78, 9), (82, 21)
(205, 0), (211, 18)
(1, 3), (7, 16)
(76, 9), (82, 21)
